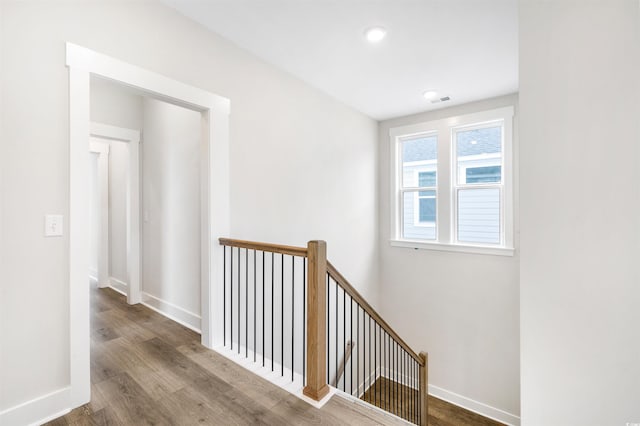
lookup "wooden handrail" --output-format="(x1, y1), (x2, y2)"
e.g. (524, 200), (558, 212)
(219, 238), (308, 257)
(327, 261), (423, 365)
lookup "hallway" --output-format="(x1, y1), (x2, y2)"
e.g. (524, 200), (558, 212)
(46, 285), (503, 425)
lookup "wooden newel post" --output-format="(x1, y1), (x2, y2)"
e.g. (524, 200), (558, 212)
(303, 240), (330, 401)
(419, 351), (428, 426)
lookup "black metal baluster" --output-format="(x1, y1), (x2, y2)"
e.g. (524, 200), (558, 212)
(254, 250), (256, 362)
(350, 297), (353, 396)
(237, 247), (240, 354)
(335, 278), (338, 389)
(391, 338), (394, 415)
(281, 253), (284, 377)
(369, 324), (378, 407)
(262, 251), (265, 367)
(386, 332), (389, 412)
(327, 273), (330, 384)
(395, 341), (397, 416)
(401, 349), (403, 420)
(271, 252), (274, 372)
(371, 319), (374, 405)
(229, 247), (233, 350)
(291, 255), (294, 382)
(303, 257), (306, 385)
(398, 344), (404, 418)
(357, 303), (360, 398)
(382, 330), (385, 411)
(342, 285), (346, 393)
(394, 340), (397, 415)
(403, 350), (407, 420)
(416, 357), (419, 424)
(400, 349), (407, 419)
(363, 310), (367, 402)
(412, 356), (415, 423)
(392, 336), (395, 414)
(223, 246), (226, 347)
(368, 315), (372, 405)
(396, 342), (399, 416)
(245, 248), (248, 358)
(409, 355), (412, 422)
(418, 358), (421, 425)
(400, 348), (403, 419)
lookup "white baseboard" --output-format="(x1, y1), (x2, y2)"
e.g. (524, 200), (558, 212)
(0, 387), (70, 426)
(141, 292), (201, 333)
(109, 277), (128, 296)
(428, 384), (520, 426)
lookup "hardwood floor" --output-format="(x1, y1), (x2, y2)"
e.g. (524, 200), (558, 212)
(47, 286), (408, 425)
(47, 286), (504, 425)
(361, 377), (505, 426)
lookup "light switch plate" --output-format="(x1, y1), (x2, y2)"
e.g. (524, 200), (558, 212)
(45, 215), (64, 237)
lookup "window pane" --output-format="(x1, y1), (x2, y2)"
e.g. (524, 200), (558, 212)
(457, 188), (500, 244)
(403, 190), (436, 240)
(456, 126), (502, 184)
(466, 165), (501, 183)
(418, 171), (436, 187)
(402, 135), (437, 187)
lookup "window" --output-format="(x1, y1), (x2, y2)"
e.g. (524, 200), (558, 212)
(418, 171), (436, 224)
(390, 106), (514, 255)
(400, 135), (437, 240)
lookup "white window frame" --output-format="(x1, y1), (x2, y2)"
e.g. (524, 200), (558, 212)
(412, 168), (437, 228)
(389, 106), (514, 256)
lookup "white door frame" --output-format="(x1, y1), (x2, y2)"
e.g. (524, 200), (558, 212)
(67, 43), (230, 408)
(88, 140), (110, 289)
(89, 123), (142, 304)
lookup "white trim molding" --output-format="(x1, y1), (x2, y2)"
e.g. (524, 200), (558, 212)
(141, 292), (202, 333)
(66, 43), (230, 410)
(0, 387), (70, 426)
(390, 239), (515, 256)
(109, 277), (128, 296)
(428, 384), (520, 426)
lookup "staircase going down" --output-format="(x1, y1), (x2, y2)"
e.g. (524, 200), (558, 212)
(218, 238), (429, 425)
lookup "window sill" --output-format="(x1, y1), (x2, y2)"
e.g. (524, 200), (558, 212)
(390, 239), (515, 257)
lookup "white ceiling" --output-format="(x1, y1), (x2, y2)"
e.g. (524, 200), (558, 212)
(162, 0), (518, 121)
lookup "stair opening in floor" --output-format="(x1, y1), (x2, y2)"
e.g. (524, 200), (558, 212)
(218, 238), (429, 425)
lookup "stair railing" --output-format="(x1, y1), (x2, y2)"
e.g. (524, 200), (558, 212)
(219, 238), (428, 425)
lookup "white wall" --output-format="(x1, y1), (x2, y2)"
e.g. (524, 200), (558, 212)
(519, 2), (640, 425)
(90, 77), (143, 131)
(142, 97), (201, 320)
(378, 94), (520, 423)
(90, 78), (143, 284)
(0, 0), (378, 418)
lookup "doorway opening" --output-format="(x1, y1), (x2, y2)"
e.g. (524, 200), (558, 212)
(89, 122), (141, 304)
(68, 43), (230, 408)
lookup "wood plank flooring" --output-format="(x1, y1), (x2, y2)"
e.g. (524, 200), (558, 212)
(46, 286), (408, 425)
(361, 377), (505, 426)
(46, 285), (504, 425)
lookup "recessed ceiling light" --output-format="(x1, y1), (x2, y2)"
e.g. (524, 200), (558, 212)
(423, 90), (438, 100)
(365, 27), (387, 43)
